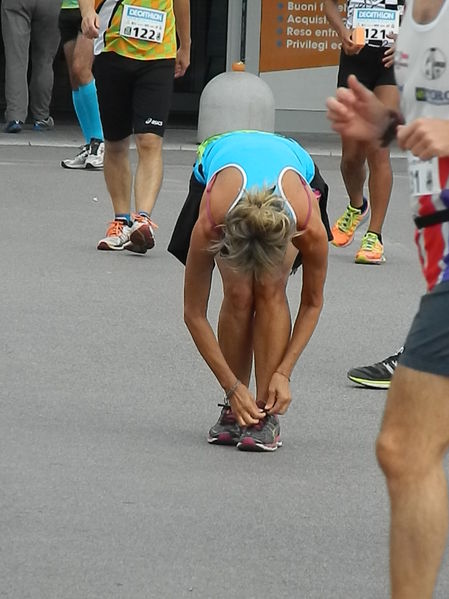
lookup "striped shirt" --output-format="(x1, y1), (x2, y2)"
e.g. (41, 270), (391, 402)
(94, 0), (176, 60)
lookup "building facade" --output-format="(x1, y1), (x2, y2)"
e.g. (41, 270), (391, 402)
(0, 0), (342, 131)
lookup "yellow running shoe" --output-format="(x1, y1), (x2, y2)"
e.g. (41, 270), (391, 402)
(355, 232), (385, 264)
(331, 200), (370, 247)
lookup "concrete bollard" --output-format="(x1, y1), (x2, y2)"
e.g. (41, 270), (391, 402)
(197, 63), (275, 142)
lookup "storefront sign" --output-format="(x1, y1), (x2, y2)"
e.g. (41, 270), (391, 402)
(260, 0), (346, 72)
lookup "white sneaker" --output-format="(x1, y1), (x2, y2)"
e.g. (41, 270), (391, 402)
(33, 116), (54, 131)
(125, 213), (157, 253)
(85, 139), (104, 170)
(61, 144), (89, 169)
(97, 220), (131, 251)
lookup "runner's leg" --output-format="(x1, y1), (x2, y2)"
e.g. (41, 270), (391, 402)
(377, 366), (449, 599)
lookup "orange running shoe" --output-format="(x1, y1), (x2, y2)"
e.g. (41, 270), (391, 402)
(97, 220), (131, 251)
(331, 199), (370, 247)
(355, 232), (385, 264)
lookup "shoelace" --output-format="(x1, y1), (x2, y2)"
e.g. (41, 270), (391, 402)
(77, 144), (89, 156)
(132, 213), (159, 230)
(216, 406), (237, 424)
(361, 233), (379, 251)
(106, 220), (125, 236)
(383, 349), (403, 368)
(337, 206), (361, 233)
(251, 416), (268, 431)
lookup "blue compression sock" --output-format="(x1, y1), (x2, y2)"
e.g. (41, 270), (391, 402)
(72, 89), (89, 143)
(75, 79), (103, 143)
(115, 214), (132, 226)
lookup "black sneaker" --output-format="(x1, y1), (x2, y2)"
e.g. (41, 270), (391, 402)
(347, 347), (404, 389)
(208, 407), (242, 446)
(237, 414), (282, 452)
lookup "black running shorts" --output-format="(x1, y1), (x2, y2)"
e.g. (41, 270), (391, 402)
(93, 52), (175, 141)
(337, 45), (396, 90)
(400, 280), (449, 377)
(58, 8), (82, 45)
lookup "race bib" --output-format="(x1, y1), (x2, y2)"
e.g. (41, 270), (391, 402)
(352, 7), (399, 45)
(408, 155), (441, 197)
(120, 4), (166, 43)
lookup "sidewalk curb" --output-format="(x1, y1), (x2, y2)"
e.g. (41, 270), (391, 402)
(0, 130), (407, 158)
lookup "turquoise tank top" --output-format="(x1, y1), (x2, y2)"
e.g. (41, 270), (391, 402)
(194, 131), (315, 192)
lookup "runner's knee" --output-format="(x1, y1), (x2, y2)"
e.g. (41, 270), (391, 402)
(223, 281), (254, 314)
(254, 278), (287, 306)
(135, 133), (163, 155)
(376, 428), (436, 481)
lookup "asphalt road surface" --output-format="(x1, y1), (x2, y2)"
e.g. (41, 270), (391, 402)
(1, 142), (447, 599)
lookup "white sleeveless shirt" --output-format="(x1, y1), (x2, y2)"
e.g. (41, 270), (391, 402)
(395, 0), (449, 290)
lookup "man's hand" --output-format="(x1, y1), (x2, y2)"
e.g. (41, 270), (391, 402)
(264, 372), (292, 416)
(81, 11), (100, 39)
(397, 119), (449, 160)
(382, 32), (397, 68)
(341, 29), (363, 55)
(229, 384), (266, 427)
(174, 46), (190, 78)
(326, 74), (390, 142)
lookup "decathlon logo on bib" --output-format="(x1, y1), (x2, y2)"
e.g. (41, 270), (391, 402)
(127, 7), (164, 22)
(120, 4), (167, 43)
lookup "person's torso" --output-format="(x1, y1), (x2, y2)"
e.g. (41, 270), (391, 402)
(194, 131), (315, 195)
(395, 0), (449, 290)
(94, 0), (176, 60)
(194, 131), (315, 227)
(346, 0), (405, 47)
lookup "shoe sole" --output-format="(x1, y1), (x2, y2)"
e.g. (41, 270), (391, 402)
(347, 375), (391, 389)
(61, 162), (87, 169)
(237, 437), (283, 452)
(207, 434), (239, 446)
(128, 225), (154, 251)
(354, 256), (386, 265)
(124, 243), (147, 254)
(97, 242), (125, 251)
(85, 163), (103, 170)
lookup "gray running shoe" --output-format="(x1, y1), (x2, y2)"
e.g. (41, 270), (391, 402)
(61, 144), (89, 169)
(347, 347), (404, 389)
(237, 414), (282, 452)
(97, 220), (131, 251)
(85, 138), (104, 170)
(208, 407), (242, 446)
(33, 116), (54, 131)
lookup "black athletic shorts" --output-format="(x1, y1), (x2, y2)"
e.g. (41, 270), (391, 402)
(399, 280), (449, 377)
(167, 162), (333, 272)
(337, 45), (396, 90)
(58, 8), (82, 45)
(93, 52), (175, 141)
